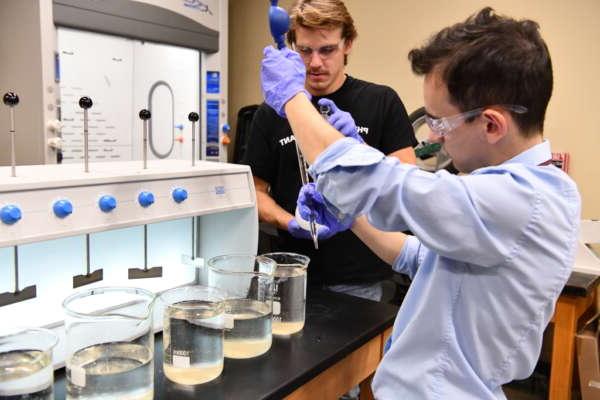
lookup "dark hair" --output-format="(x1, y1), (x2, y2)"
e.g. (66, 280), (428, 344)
(408, 7), (553, 136)
(286, 0), (357, 65)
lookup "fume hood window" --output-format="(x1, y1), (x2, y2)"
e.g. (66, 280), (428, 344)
(57, 28), (200, 163)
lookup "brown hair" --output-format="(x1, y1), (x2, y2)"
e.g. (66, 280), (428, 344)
(409, 7), (553, 136)
(286, 0), (357, 64)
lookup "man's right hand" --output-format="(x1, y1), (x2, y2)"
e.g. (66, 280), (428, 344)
(261, 46), (310, 117)
(297, 183), (353, 236)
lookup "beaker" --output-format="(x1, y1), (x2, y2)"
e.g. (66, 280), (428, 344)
(261, 252), (310, 336)
(0, 327), (58, 400)
(159, 285), (227, 385)
(207, 255), (276, 359)
(62, 287), (155, 400)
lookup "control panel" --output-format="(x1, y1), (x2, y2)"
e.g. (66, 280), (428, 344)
(0, 160), (255, 247)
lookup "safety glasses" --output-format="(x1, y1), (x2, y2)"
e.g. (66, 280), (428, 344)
(426, 104), (528, 137)
(293, 39), (345, 60)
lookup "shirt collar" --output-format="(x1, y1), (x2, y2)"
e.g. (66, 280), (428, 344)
(502, 140), (552, 166)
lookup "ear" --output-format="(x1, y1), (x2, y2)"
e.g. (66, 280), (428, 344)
(482, 109), (508, 144)
(343, 39), (353, 55)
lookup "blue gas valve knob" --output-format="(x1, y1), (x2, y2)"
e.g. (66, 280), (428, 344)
(53, 200), (73, 218)
(138, 192), (155, 208)
(99, 195), (117, 213)
(172, 188), (188, 203)
(0, 205), (22, 225)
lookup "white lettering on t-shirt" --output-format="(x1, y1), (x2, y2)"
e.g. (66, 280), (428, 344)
(279, 126), (368, 146)
(357, 126), (369, 135)
(278, 135), (296, 146)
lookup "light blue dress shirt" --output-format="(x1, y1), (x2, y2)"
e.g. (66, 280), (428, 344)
(309, 138), (581, 399)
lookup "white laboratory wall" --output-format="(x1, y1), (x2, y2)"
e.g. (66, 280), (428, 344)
(0, 0), (59, 166)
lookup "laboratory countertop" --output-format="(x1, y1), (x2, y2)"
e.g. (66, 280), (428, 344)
(53, 288), (399, 400)
(563, 271), (600, 297)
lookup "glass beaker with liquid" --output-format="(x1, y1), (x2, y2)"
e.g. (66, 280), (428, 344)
(261, 253), (309, 336)
(159, 285), (228, 385)
(207, 255), (276, 359)
(0, 327), (58, 400)
(62, 287), (155, 400)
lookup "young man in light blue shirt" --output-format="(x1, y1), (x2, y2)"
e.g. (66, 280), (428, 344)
(259, 7), (581, 400)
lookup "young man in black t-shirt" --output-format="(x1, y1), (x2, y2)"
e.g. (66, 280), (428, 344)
(244, 0), (417, 300)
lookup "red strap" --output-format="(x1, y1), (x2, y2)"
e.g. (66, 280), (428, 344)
(538, 159), (553, 166)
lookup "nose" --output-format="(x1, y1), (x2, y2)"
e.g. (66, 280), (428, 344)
(308, 52), (323, 68)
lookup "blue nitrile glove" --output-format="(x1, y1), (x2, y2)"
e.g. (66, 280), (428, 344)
(261, 46), (311, 117)
(297, 183), (353, 236)
(287, 218), (336, 240)
(317, 98), (364, 143)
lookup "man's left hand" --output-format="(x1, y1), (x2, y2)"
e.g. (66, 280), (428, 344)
(317, 98), (364, 143)
(297, 183), (353, 236)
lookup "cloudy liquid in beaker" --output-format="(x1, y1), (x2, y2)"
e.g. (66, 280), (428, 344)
(0, 350), (53, 400)
(66, 342), (153, 400)
(272, 266), (306, 336)
(223, 299), (271, 358)
(163, 300), (224, 385)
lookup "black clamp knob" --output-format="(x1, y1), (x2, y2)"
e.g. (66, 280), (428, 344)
(3, 92), (19, 106)
(188, 112), (199, 122)
(79, 96), (93, 109)
(139, 109), (151, 120)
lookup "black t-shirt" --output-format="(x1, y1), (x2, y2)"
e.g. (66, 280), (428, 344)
(244, 75), (417, 285)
